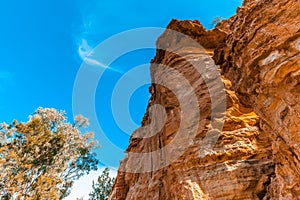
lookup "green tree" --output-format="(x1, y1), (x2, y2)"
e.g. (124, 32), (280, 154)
(89, 168), (115, 200)
(0, 107), (99, 199)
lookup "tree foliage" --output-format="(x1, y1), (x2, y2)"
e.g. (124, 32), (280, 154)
(210, 16), (223, 29)
(0, 108), (99, 199)
(89, 168), (115, 200)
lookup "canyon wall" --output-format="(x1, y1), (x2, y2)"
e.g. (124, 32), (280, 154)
(214, 0), (300, 198)
(110, 0), (300, 199)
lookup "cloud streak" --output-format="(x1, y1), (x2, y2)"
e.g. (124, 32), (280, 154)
(78, 39), (123, 74)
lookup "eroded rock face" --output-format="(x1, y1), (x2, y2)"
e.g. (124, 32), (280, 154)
(110, 0), (300, 199)
(214, 0), (300, 198)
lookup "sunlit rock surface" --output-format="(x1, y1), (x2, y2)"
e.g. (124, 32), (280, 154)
(110, 0), (300, 199)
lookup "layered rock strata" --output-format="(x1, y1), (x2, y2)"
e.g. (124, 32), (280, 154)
(214, 0), (300, 198)
(110, 0), (300, 199)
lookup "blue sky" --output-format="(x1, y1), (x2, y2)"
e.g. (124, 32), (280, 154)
(0, 0), (242, 196)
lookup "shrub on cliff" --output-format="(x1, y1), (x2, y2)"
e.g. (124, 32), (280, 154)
(210, 16), (222, 28)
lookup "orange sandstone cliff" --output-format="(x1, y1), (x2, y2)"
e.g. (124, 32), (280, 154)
(110, 0), (300, 199)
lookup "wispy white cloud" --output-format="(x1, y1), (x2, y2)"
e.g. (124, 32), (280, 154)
(75, 1), (124, 74)
(78, 39), (108, 69)
(66, 167), (117, 200)
(78, 38), (93, 60)
(77, 38), (123, 74)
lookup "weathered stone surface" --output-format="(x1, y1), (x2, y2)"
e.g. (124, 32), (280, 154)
(214, 0), (300, 198)
(110, 0), (300, 199)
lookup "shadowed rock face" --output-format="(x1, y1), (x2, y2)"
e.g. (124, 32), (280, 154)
(109, 0), (300, 199)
